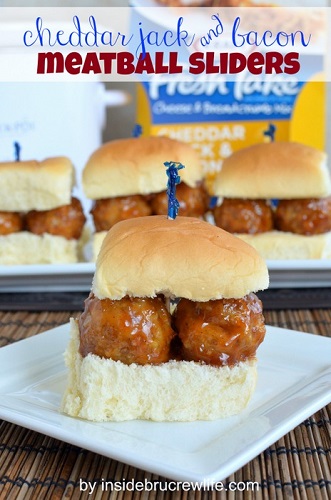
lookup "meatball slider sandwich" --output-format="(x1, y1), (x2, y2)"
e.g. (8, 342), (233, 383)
(212, 142), (331, 259)
(61, 215), (269, 422)
(0, 157), (86, 264)
(82, 136), (209, 259)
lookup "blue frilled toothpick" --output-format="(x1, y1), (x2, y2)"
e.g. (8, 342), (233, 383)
(263, 124), (278, 206)
(263, 123), (276, 142)
(14, 141), (21, 161)
(132, 124), (143, 138)
(164, 161), (185, 220)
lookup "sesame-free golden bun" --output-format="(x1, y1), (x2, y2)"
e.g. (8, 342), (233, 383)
(62, 216), (268, 422)
(237, 231), (331, 260)
(0, 225), (90, 265)
(0, 232), (80, 265)
(0, 157), (75, 212)
(92, 215), (269, 301)
(213, 142), (330, 199)
(82, 136), (203, 200)
(0, 156), (88, 264)
(212, 142), (331, 259)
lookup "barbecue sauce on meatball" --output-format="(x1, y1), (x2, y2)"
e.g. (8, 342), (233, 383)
(275, 197), (331, 235)
(25, 197), (86, 240)
(79, 294), (175, 365)
(151, 183), (210, 218)
(214, 198), (274, 234)
(0, 211), (23, 235)
(79, 293), (266, 368)
(91, 195), (152, 232)
(173, 293), (266, 366)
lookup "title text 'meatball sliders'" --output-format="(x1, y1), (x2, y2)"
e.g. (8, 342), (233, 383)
(212, 142), (331, 259)
(0, 157), (86, 264)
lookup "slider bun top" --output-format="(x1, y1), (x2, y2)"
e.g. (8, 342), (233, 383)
(92, 215), (269, 301)
(0, 157), (75, 212)
(213, 142), (330, 199)
(82, 136), (203, 200)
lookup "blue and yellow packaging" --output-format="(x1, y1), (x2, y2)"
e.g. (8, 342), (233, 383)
(133, 2), (326, 187)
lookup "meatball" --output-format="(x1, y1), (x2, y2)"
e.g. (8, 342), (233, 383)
(214, 198), (274, 234)
(25, 197), (86, 240)
(274, 197), (331, 235)
(79, 294), (175, 365)
(150, 183), (210, 218)
(174, 293), (266, 366)
(91, 195), (152, 232)
(0, 211), (23, 235)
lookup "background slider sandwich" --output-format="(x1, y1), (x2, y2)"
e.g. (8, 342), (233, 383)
(0, 157), (86, 264)
(212, 142), (331, 259)
(82, 136), (209, 260)
(62, 215), (269, 422)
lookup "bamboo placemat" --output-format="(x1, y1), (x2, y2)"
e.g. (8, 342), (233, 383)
(0, 309), (330, 500)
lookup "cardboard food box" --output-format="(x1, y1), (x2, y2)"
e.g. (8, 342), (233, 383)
(133, 0), (327, 186)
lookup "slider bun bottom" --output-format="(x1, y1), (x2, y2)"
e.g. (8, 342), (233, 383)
(237, 231), (331, 260)
(0, 231), (86, 265)
(61, 319), (258, 422)
(94, 228), (331, 263)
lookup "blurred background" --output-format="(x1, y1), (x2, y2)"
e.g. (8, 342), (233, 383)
(0, 0), (134, 144)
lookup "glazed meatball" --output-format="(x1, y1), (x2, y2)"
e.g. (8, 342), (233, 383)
(214, 198), (274, 234)
(79, 294), (175, 365)
(174, 293), (266, 366)
(91, 195), (152, 232)
(25, 197), (86, 240)
(275, 197), (331, 235)
(150, 183), (210, 218)
(0, 211), (23, 235)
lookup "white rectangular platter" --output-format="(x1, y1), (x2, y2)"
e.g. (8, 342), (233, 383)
(0, 323), (330, 482)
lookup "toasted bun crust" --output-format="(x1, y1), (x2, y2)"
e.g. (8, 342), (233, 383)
(213, 142), (330, 199)
(82, 136), (203, 199)
(0, 157), (75, 212)
(92, 215), (269, 300)
(0, 231), (85, 265)
(92, 231), (108, 261)
(61, 319), (257, 422)
(237, 231), (331, 260)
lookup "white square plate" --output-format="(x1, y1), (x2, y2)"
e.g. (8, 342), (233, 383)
(0, 324), (330, 482)
(1, 260), (331, 292)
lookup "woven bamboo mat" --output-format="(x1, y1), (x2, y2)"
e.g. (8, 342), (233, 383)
(0, 309), (330, 500)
